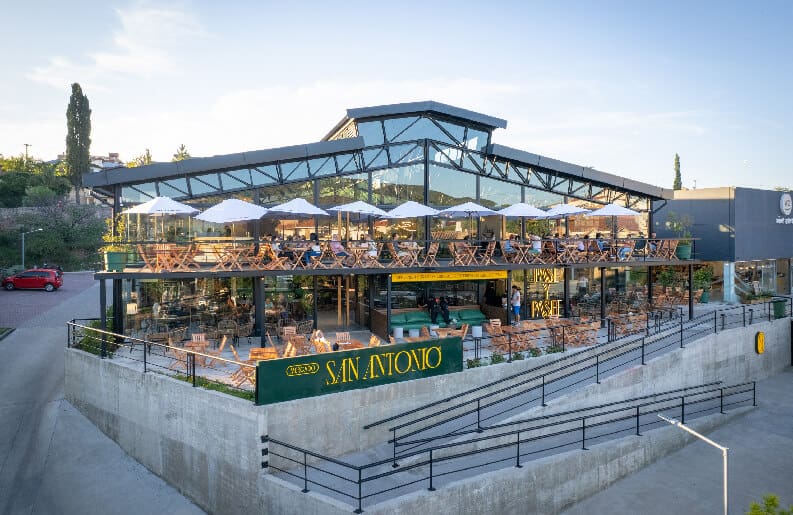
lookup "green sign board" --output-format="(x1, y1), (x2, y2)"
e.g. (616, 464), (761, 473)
(256, 337), (463, 405)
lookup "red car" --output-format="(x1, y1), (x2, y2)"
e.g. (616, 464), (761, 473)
(2, 268), (63, 292)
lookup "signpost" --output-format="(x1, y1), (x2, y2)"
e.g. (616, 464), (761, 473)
(256, 337), (463, 405)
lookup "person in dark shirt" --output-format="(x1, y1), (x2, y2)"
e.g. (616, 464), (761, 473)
(439, 296), (451, 324)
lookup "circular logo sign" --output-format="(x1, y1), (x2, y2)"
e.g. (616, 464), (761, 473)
(781, 193), (793, 216)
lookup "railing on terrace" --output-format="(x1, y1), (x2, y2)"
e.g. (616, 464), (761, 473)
(364, 297), (791, 460)
(100, 236), (694, 274)
(67, 320), (258, 402)
(266, 381), (756, 513)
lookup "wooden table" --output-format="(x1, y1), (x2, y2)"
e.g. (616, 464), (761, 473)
(336, 339), (365, 350)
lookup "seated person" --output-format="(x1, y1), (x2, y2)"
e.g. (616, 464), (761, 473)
(329, 234), (348, 257)
(648, 232), (659, 252)
(634, 231), (647, 255)
(362, 233), (378, 258)
(427, 297), (441, 324)
(529, 234), (542, 253)
(618, 235), (633, 260)
(595, 233), (607, 252)
(502, 235), (517, 258)
(577, 236), (587, 252)
(391, 232), (410, 257)
(438, 296), (452, 324)
(305, 232), (322, 264)
(264, 297), (275, 310)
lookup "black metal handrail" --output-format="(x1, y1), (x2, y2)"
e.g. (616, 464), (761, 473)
(267, 381), (755, 513)
(66, 320), (257, 399)
(365, 297), (790, 438)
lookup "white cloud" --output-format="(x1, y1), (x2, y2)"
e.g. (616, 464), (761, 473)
(26, 1), (206, 91)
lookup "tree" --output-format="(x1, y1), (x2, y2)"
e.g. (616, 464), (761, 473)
(127, 149), (153, 168)
(65, 83), (92, 204)
(673, 153), (682, 190)
(172, 144), (191, 162)
(747, 494), (793, 515)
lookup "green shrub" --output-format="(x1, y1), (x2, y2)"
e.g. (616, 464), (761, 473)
(173, 375), (255, 402)
(546, 345), (563, 354)
(490, 352), (504, 364)
(466, 358), (482, 369)
(747, 494), (793, 515)
(529, 347), (543, 357)
(512, 352), (524, 360)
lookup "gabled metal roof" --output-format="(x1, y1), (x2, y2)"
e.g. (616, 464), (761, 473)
(82, 138), (365, 188)
(487, 143), (672, 200)
(323, 101), (508, 140)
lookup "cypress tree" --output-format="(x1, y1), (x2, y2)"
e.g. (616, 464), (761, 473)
(65, 83), (91, 204)
(673, 153), (682, 190)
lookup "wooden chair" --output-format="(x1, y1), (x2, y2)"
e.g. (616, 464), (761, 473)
(217, 319), (238, 344)
(281, 325), (297, 343)
(296, 319), (314, 336)
(386, 242), (408, 268)
(388, 336), (397, 345)
(263, 245), (290, 270)
(368, 335), (381, 347)
(249, 347), (280, 362)
(168, 344), (189, 371)
(501, 241), (520, 263)
(476, 241), (497, 266)
(229, 345), (256, 387)
(422, 241), (440, 267)
(204, 335), (228, 367)
(137, 244), (160, 272)
(420, 326), (430, 338)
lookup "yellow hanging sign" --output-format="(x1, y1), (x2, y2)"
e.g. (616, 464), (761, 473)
(391, 271), (508, 283)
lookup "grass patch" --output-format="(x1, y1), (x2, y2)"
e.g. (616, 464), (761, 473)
(173, 374), (255, 402)
(0, 327), (13, 340)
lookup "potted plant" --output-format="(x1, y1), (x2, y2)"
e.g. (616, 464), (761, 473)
(693, 265), (713, 303)
(656, 267), (677, 288)
(665, 211), (693, 259)
(101, 215), (130, 272)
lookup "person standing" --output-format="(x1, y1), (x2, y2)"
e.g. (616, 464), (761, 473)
(510, 285), (521, 325)
(578, 274), (589, 296)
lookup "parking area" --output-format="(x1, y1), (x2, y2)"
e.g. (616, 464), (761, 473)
(0, 271), (97, 328)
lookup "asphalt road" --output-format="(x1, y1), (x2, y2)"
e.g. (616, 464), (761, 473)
(0, 272), (203, 515)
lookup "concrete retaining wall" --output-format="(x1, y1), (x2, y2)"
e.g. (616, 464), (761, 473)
(65, 350), (266, 514)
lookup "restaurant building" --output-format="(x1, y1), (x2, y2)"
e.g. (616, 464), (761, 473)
(653, 187), (793, 302)
(83, 101), (687, 340)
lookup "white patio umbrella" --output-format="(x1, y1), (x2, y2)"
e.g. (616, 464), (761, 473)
(384, 200), (440, 219)
(327, 200), (389, 217)
(121, 196), (199, 240)
(544, 203), (591, 218)
(266, 198), (329, 217)
(264, 198), (329, 239)
(586, 203), (641, 237)
(496, 203), (548, 218)
(194, 198), (268, 224)
(328, 200), (389, 240)
(437, 201), (497, 236)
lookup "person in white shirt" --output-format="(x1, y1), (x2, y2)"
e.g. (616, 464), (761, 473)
(510, 285), (521, 324)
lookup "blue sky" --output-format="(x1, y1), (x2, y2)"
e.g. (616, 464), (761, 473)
(2, 0), (791, 190)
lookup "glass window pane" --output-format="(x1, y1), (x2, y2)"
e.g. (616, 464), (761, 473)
(356, 121), (384, 146)
(308, 157), (335, 178)
(435, 119), (466, 145)
(383, 117), (419, 142)
(121, 186), (153, 205)
(387, 142), (423, 165)
(391, 117), (454, 145)
(281, 160), (309, 182)
(318, 173), (369, 206)
(158, 180), (189, 199)
(251, 166), (278, 186)
(371, 165), (425, 205)
(479, 176), (521, 210)
(223, 169), (251, 188)
(461, 150), (485, 173)
(335, 152), (361, 173)
(362, 148), (388, 169)
(260, 181), (314, 205)
(466, 129), (489, 151)
(429, 142), (463, 167)
(428, 164), (476, 206)
(524, 187), (564, 209)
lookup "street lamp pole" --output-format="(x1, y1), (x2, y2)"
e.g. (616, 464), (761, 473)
(21, 228), (42, 269)
(658, 414), (728, 515)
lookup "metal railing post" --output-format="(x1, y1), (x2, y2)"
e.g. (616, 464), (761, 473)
(508, 334), (512, 362)
(302, 451), (309, 492)
(680, 317), (684, 348)
(428, 449), (435, 491)
(596, 355), (600, 384)
(355, 468), (363, 513)
(477, 399), (482, 432)
(749, 308), (754, 325)
(753, 381), (757, 406)
(143, 339), (147, 373)
(516, 431), (522, 468)
(636, 406), (641, 436)
(562, 326), (566, 352)
(714, 311), (717, 334)
(542, 375), (547, 406)
(720, 313), (725, 331)
(582, 418), (588, 450)
(681, 396), (686, 424)
(742, 305), (746, 326)
(392, 428), (399, 468)
(720, 388), (724, 414)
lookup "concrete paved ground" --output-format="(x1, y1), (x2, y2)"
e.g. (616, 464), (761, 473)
(0, 272), (204, 515)
(561, 367), (793, 515)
